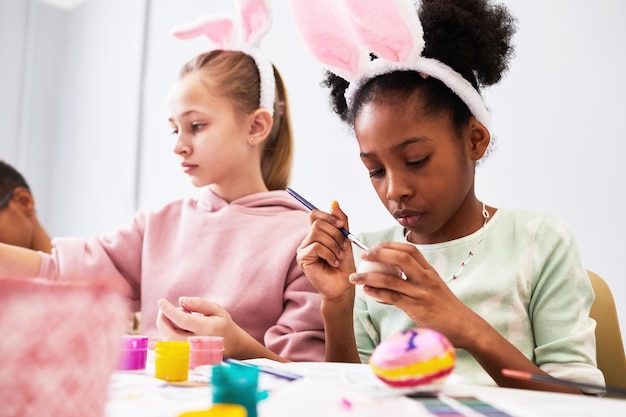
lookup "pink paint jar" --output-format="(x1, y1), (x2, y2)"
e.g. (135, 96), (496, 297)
(188, 336), (224, 370)
(117, 335), (149, 371)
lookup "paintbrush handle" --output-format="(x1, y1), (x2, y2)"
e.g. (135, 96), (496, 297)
(224, 358), (302, 381)
(502, 369), (626, 397)
(286, 188), (369, 251)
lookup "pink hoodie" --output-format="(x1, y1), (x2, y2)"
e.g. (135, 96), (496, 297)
(38, 188), (325, 361)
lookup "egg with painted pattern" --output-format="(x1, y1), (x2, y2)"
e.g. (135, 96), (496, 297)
(369, 328), (456, 387)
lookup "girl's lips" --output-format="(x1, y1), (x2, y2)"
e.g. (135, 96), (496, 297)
(394, 210), (423, 227)
(182, 164), (197, 174)
(396, 214), (421, 228)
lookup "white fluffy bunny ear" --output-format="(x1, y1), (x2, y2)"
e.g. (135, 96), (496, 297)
(341, 0), (424, 63)
(235, 0), (271, 47)
(170, 14), (237, 50)
(287, 0), (368, 82)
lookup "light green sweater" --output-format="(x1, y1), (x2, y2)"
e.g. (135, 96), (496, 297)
(353, 208), (605, 389)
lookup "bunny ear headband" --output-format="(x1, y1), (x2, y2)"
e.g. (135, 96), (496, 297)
(170, 0), (276, 116)
(288, 0), (490, 126)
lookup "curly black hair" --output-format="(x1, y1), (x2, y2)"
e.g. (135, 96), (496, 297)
(322, 0), (517, 132)
(421, 0), (516, 88)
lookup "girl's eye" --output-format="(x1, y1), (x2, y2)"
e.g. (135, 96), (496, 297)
(368, 168), (385, 178)
(191, 123), (206, 131)
(408, 156), (429, 168)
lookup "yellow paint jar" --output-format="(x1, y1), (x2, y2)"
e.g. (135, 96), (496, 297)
(178, 404), (247, 417)
(155, 340), (190, 382)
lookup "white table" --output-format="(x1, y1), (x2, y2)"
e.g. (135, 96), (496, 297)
(106, 358), (626, 417)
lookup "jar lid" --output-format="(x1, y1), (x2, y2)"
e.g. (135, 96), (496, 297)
(120, 335), (149, 349)
(212, 362), (259, 386)
(155, 340), (190, 353)
(177, 404), (246, 417)
(188, 336), (224, 349)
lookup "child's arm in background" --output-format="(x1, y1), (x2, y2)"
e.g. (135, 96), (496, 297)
(0, 243), (42, 278)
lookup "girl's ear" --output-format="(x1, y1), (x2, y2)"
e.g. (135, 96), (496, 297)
(247, 109), (273, 144)
(12, 187), (36, 216)
(468, 119), (491, 161)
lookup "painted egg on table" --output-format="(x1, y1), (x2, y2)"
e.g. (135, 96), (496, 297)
(369, 328), (456, 388)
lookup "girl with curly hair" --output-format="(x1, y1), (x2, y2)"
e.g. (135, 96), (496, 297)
(290, 0), (604, 393)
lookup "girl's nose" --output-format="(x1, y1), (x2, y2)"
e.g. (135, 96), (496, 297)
(385, 170), (411, 203)
(173, 134), (190, 156)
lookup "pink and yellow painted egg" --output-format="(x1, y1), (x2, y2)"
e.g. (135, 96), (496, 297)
(369, 328), (456, 388)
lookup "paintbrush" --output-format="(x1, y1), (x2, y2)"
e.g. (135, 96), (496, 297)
(502, 368), (626, 397)
(224, 358), (302, 381)
(286, 188), (369, 251)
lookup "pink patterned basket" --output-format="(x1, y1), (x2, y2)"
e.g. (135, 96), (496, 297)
(0, 278), (129, 417)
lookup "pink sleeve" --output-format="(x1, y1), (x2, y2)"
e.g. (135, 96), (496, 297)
(38, 216), (144, 303)
(263, 259), (326, 362)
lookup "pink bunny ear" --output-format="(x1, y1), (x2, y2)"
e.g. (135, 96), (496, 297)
(235, 0), (271, 47)
(342, 0), (424, 63)
(288, 0), (368, 82)
(170, 14), (236, 50)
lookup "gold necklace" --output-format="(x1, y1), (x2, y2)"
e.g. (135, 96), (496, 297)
(404, 202), (490, 283)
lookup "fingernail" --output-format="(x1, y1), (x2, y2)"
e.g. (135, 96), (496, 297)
(349, 273), (361, 283)
(157, 299), (166, 309)
(331, 200), (339, 208)
(179, 296), (189, 306)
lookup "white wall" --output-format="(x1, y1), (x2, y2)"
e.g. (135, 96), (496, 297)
(1, 0), (625, 343)
(0, 0), (27, 163)
(0, 0), (146, 237)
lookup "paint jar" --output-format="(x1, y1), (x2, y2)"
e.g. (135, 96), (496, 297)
(117, 335), (149, 371)
(177, 404), (247, 417)
(155, 340), (190, 382)
(212, 362), (261, 417)
(188, 336), (224, 370)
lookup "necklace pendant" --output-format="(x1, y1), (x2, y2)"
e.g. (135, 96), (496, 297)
(419, 200), (490, 284)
